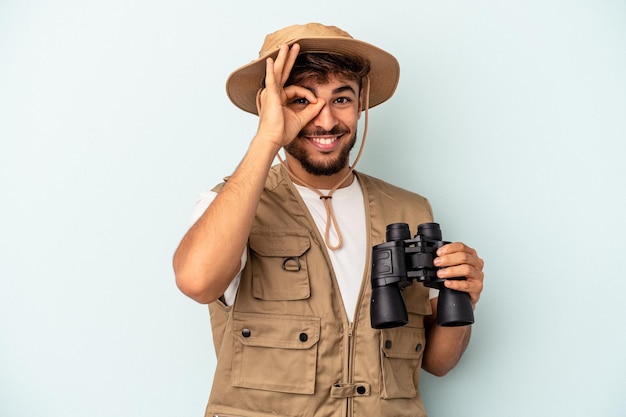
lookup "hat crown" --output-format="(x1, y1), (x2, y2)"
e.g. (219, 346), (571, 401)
(259, 23), (353, 58)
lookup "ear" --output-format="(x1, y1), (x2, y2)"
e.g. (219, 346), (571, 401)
(255, 88), (263, 114)
(359, 76), (371, 117)
(357, 87), (364, 117)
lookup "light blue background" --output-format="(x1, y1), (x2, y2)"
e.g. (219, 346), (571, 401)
(1, 1), (625, 416)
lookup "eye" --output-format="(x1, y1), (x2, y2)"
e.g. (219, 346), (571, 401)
(287, 97), (311, 110)
(291, 97), (310, 105)
(335, 97), (352, 105)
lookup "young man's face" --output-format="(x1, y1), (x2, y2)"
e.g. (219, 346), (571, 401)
(284, 75), (361, 177)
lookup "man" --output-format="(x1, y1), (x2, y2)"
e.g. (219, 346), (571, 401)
(174, 22), (484, 417)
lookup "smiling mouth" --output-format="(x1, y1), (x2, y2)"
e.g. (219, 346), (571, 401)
(303, 135), (343, 152)
(309, 136), (340, 145)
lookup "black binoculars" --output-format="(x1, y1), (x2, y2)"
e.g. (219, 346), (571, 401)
(370, 222), (475, 329)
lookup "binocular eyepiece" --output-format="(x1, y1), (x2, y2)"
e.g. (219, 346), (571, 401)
(370, 222), (475, 329)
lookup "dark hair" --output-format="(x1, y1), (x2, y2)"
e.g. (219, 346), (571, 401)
(285, 52), (371, 90)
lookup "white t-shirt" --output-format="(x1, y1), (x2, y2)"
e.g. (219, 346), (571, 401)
(191, 177), (437, 322)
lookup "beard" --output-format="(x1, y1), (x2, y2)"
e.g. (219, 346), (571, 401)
(284, 129), (358, 177)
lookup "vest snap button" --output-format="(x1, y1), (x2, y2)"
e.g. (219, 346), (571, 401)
(242, 328), (251, 338)
(415, 343), (422, 352)
(299, 332), (308, 342)
(385, 340), (392, 349)
(356, 385), (366, 395)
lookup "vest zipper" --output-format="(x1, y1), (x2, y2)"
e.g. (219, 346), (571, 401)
(346, 188), (371, 417)
(347, 321), (354, 417)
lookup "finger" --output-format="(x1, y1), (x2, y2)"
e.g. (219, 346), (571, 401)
(269, 44), (298, 88)
(261, 51), (292, 114)
(443, 278), (472, 292)
(436, 263), (483, 281)
(444, 279), (483, 305)
(264, 53), (278, 92)
(436, 241), (477, 257)
(279, 43), (300, 86)
(434, 250), (480, 270)
(262, 45), (302, 107)
(271, 44), (289, 81)
(283, 85), (319, 103)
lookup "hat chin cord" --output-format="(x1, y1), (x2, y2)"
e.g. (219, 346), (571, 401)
(276, 76), (371, 251)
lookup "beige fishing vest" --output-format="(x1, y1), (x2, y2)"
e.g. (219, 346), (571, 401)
(206, 164), (434, 417)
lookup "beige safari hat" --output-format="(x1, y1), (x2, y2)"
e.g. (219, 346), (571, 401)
(226, 22), (400, 115)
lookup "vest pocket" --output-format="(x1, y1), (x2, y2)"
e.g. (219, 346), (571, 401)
(249, 228), (311, 301)
(231, 311), (320, 394)
(379, 313), (426, 399)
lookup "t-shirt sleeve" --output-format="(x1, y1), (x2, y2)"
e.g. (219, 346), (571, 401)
(190, 191), (245, 306)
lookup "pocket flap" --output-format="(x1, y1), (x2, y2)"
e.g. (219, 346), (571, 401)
(233, 312), (320, 350)
(249, 228), (310, 257)
(381, 326), (424, 360)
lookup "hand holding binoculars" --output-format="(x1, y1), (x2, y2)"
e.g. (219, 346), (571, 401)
(370, 222), (475, 329)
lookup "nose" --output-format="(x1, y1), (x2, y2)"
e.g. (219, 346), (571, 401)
(312, 102), (338, 132)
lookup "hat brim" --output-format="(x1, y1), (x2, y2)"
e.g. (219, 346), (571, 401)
(226, 36), (400, 115)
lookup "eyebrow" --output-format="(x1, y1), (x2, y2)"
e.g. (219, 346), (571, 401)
(333, 85), (358, 96)
(304, 84), (358, 96)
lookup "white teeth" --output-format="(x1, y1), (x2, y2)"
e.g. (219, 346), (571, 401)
(312, 137), (337, 145)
